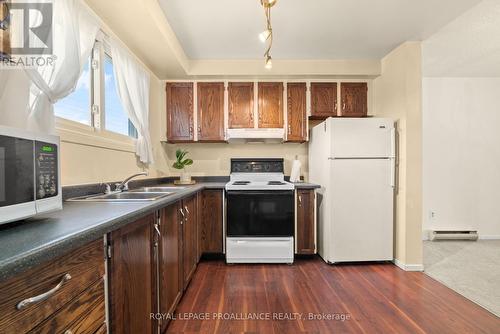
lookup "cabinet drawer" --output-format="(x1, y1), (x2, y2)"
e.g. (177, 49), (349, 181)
(0, 239), (104, 333)
(29, 279), (105, 334)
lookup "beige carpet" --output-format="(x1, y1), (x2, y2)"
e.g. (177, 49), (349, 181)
(424, 240), (500, 317)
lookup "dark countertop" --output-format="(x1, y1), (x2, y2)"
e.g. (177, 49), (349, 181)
(292, 182), (321, 189)
(0, 181), (319, 282)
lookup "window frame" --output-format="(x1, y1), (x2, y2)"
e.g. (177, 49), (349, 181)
(54, 33), (137, 151)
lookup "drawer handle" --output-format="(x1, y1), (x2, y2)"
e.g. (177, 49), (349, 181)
(184, 206), (190, 214)
(64, 331), (73, 334)
(16, 273), (72, 310)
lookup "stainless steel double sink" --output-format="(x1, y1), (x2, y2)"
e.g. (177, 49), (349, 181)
(67, 186), (186, 202)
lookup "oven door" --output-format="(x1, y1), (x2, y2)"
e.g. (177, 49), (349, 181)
(226, 190), (294, 237)
(0, 133), (36, 223)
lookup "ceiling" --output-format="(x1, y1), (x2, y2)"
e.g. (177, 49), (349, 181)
(159, 0), (481, 60)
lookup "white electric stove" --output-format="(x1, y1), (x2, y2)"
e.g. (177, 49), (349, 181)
(225, 158), (295, 264)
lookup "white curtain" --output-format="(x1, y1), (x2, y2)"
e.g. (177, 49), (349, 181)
(25, 0), (99, 133)
(110, 40), (153, 164)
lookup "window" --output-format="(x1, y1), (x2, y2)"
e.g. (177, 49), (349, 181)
(54, 59), (91, 125)
(54, 40), (136, 138)
(104, 54), (137, 137)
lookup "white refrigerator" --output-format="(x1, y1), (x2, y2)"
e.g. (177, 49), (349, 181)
(309, 118), (395, 263)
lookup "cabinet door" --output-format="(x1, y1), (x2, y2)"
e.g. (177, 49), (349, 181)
(158, 203), (183, 333)
(286, 83), (307, 142)
(200, 190), (223, 254)
(310, 82), (338, 119)
(109, 214), (154, 334)
(182, 196), (198, 288)
(166, 82), (194, 142)
(228, 82), (254, 128)
(197, 82), (225, 142)
(258, 82), (283, 128)
(296, 190), (315, 254)
(341, 82), (368, 117)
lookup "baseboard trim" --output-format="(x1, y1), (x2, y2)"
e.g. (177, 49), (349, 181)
(393, 259), (424, 272)
(479, 235), (500, 240)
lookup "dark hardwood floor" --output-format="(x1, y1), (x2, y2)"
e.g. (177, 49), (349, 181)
(166, 257), (500, 333)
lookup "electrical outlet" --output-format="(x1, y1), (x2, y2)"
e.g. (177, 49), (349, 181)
(429, 211), (436, 220)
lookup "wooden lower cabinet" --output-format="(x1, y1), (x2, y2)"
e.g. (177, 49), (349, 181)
(107, 197), (200, 334)
(296, 189), (316, 255)
(158, 203), (183, 333)
(30, 279), (106, 334)
(182, 195), (198, 288)
(108, 214), (155, 334)
(0, 240), (105, 334)
(200, 190), (223, 254)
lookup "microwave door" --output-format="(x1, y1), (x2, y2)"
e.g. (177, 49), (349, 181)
(0, 135), (36, 223)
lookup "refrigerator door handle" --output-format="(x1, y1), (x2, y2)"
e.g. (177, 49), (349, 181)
(390, 128), (396, 158)
(389, 157), (395, 188)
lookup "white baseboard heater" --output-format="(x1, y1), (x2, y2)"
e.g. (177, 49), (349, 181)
(430, 230), (478, 241)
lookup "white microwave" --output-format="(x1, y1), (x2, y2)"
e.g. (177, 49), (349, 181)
(0, 125), (62, 225)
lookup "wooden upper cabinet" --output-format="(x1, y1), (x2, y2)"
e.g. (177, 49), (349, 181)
(310, 82), (338, 119)
(166, 82), (194, 142)
(341, 82), (368, 117)
(258, 82), (283, 128)
(228, 82), (254, 128)
(286, 83), (307, 142)
(197, 82), (225, 142)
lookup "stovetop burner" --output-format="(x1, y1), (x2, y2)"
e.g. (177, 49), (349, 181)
(233, 181), (250, 185)
(268, 181), (286, 185)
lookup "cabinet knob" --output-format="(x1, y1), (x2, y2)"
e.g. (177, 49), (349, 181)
(288, 124), (291, 135)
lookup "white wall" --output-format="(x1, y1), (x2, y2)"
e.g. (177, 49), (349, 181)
(373, 42), (423, 268)
(422, 0), (500, 239)
(423, 78), (500, 238)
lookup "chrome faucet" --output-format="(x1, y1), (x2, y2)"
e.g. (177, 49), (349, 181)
(115, 172), (148, 192)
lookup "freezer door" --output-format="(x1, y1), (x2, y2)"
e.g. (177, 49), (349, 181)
(330, 118), (394, 158)
(329, 159), (394, 262)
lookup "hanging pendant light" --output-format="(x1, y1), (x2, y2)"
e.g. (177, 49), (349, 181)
(259, 0), (277, 69)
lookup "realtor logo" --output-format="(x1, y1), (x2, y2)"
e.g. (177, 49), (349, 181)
(0, 1), (53, 57)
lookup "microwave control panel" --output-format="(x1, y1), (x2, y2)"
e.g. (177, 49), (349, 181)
(35, 141), (58, 200)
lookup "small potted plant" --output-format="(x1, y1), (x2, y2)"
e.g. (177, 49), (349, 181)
(172, 149), (194, 184)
